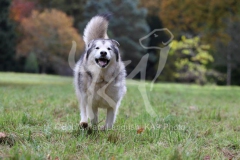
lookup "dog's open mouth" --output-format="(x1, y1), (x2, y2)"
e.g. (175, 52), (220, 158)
(95, 58), (110, 68)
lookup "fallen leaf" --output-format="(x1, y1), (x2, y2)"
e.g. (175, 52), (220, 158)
(189, 106), (197, 111)
(222, 148), (235, 160)
(204, 155), (210, 160)
(37, 99), (43, 104)
(137, 127), (144, 134)
(111, 156), (115, 160)
(47, 154), (51, 160)
(0, 132), (15, 146)
(0, 132), (6, 138)
(107, 134), (119, 143)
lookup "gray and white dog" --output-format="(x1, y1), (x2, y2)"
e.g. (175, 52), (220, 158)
(74, 14), (126, 130)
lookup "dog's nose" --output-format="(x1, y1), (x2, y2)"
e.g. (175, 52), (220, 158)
(100, 51), (107, 56)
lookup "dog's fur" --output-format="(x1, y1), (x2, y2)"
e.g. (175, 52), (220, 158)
(74, 14), (126, 129)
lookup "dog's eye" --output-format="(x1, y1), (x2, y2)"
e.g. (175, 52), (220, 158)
(107, 48), (111, 50)
(96, 47), (99, 49)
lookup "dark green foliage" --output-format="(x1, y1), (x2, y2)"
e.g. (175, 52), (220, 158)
(24, 53), (39, 73)
(0, 0), (17, 71)
(145, 15), (172, 80)
(79, 0), (149, 75)
(214, 19), (240, 85)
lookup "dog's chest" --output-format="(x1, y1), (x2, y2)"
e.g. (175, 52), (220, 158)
(87, 79), (118, 108)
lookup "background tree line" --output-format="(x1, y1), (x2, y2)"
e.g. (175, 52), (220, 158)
(0, 0), (239, 85)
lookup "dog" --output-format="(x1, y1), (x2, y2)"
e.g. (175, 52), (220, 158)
(74, 14), (126, 130)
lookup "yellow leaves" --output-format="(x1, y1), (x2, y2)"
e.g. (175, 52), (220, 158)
(201, 44), (210, 50)
(182, 49), (190, 55)
(192, 51), (214, 64)
(181, 36), (186, 41)
(169, 40), (178, 50)
(175, 58), (189, 70)
(171, 36), (212, 65)
(170, 36), (213, 83)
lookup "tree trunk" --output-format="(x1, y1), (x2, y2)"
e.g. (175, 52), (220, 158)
(41, 64), (46, 74)
(226, 52), (231, 86)
(41, 57), (47, 74)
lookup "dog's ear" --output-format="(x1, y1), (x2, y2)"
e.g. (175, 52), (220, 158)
(111, 39), (120, 47)
(87, 40), (95, 49)
(86, 40), (95, 60)
(111, 44), (119, 62)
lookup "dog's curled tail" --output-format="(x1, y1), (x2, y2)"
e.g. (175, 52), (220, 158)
(83, 14), (111, 45)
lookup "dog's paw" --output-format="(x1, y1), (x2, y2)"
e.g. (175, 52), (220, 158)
(99, 125), (106, 131)
(79, 122), (88, 129)
(100, 125), (112, 131)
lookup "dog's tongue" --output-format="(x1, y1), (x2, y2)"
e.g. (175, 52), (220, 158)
(99, 59), (107, 66)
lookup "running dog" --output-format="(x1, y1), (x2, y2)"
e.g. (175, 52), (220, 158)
(74, 14), (126, 130)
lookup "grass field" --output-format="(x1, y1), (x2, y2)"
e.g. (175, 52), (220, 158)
(0, 72), (239, 159)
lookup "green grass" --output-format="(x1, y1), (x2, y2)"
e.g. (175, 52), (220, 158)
(0, 72), (240, 159)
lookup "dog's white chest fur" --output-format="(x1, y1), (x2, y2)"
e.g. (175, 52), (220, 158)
(86, 69), (123, 109)
(88, 80), (111, 108)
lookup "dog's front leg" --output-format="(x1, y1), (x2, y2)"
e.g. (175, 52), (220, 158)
(91, 107), (98, 130)
(104, 107), (116, 130)
(79, 95), (88, 128)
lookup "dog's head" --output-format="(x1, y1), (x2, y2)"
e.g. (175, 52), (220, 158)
(86, 39), (120, 68)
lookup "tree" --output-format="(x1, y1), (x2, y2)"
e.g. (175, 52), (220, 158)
(24, 52), (38, 73)
(79, 0), (149, 75)
(169, 36), (214, 84)
(159, 0), (240, 40)
(0, 0), (17, 71)
(152, 0), (240, 85)
(17, 9), (84, 73)
(10, 0), (35, 22)
(140, 0), (173, 80)
(36, 0), (87, 28)
(215, 19), (240, 85)
(140, 0), (161, 16)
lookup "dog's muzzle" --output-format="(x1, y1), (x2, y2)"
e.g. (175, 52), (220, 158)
(95, 57), (110, 68)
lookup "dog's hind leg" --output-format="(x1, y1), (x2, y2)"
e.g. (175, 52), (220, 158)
(104, 107), (116, 130)
(91, 107), (98, 129)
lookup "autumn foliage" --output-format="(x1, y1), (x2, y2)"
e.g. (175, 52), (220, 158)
(159, 0), (240, 39)
(10, 0), (35, 22)
(17, 9), (84, 73)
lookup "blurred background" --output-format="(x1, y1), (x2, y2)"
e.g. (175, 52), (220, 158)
(0, 0), (239, 86)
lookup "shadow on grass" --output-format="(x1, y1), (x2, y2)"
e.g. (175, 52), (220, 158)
(72, 125), (122, 144)
(0, 82), (43, 87)
(0, 82), (67, 87)
(0, 134), (16, 147)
